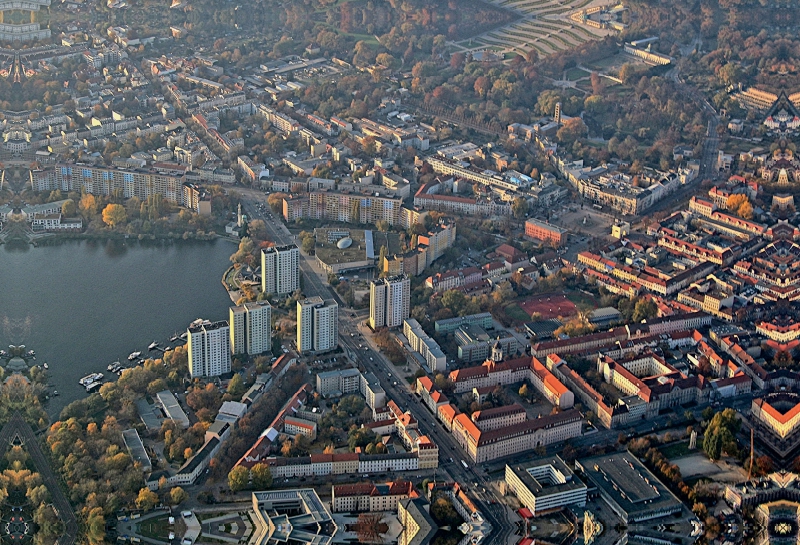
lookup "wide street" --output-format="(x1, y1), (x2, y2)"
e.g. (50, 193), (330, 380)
(237, 189), (517, 544)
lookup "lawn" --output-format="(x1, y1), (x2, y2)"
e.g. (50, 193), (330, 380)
(565, 290), (598, 308)
(137, 515), (173, 540)
(504, 303), (532, 323)
(659, 440), (693, 460)
(566, 66), (588, 81)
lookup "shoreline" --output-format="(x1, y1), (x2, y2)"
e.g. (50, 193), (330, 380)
(27, 231), (224, 246)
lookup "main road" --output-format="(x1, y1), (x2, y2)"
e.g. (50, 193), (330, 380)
(237, 190), (516, 544)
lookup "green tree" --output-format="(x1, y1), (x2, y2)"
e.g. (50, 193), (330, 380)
(85, 506), (106, 545)
(511, 197), (529, 219)
(702, 408), (741, 461)
(301, 236), (315, 254)
(227, 373), (245, 398)
(61, 199), (77, 217)
(228, 465), (250, 492)
(252, 463), (273, 489)
(102, 203), (127, 228)
(632, 299), (658, 322)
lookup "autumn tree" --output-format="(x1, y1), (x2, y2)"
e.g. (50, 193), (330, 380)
(473, 76), (490, 98)
(79, 194), (98, 217)
(135, 487), (159, 510)
(169, 487), (189, 505)
(102, 203), (127, 228)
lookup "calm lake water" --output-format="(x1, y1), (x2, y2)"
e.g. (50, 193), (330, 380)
(0, 238), (236, 416)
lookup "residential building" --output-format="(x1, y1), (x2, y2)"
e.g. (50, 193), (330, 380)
(261, 244), (299, 296)
(284, 416), (318, 440)
(187, 319), (231, 378)
(283, 191), (403, 226)
(403, 319), (447, 372)
(31, 164), (185, 205)
(297, 296), (338, 353)
(369, 275), (411, 329)
(229, 301), (272, 355)
(316, 368), (361, 396)
(360, 372), (386, 411)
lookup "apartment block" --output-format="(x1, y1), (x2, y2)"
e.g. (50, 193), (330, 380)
(369, 274), (410, 329)
(316, 368), (361, 396)
(297, 296), (338, 354)
(187, 319), (231, 378)
(403, 319), (447, 372)
(261, 244), (300, 295)
(229, 301), (272, 355)
(31, 164), (186, 205)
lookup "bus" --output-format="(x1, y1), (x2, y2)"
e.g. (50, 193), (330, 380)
(461, 460), (469, 469)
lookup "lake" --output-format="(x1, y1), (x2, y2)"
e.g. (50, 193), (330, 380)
(0, 238), (237, 416)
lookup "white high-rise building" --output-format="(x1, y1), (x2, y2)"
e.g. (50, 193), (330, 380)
(187, 319), (231, 377)
(297, 296), (338, 354)
(261, 244), (299, 295)
(230, 301), (272, 355)
(369, 275), (410, 329)
(230, 306), (246, 355)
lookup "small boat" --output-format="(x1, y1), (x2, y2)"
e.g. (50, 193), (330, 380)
(26, 350), (35, 357)
(179, 332), (187, 340)
(169, 333), (179, 342)
(148, 341), (159, 350)
(52, 390), (59, 397)
(43, 363), (49, 370)
(128, 351), (141, 361)
(86, 382), (103, 393)
(79, 373), (104, 386)
(117, 370), (123, 376)
(108, 361), (121, 372)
